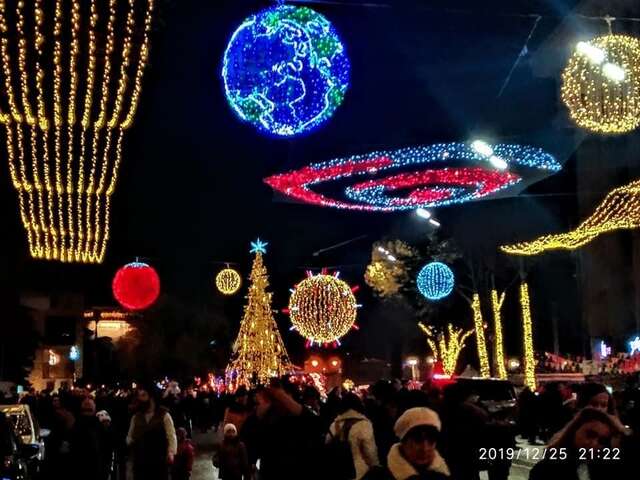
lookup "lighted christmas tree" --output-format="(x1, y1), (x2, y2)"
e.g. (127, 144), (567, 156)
(226, 239), (293, 387)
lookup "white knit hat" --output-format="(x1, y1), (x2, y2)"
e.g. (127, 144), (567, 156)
(96, 410), (111, 423)
(394, 407), (442, 440)
(223, 423), (238, 436)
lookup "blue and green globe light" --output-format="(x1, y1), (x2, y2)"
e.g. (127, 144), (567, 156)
(222, 5), (350, 137)
(417, 262), (455, 301)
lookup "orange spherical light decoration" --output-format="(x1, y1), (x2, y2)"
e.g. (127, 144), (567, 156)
(215, 268), (242, 295)
(288, 273), (358, 344)
(112, 262), (160, 311)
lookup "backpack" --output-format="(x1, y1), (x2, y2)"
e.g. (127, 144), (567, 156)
(325, 418), (363, 480)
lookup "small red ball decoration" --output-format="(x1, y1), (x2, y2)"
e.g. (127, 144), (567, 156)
(112, 262), (160, 311)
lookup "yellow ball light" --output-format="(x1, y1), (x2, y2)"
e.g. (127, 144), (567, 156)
(561, 34), (640, 134)
(216, 268), (242, 295)
(289, 274), (357, 344)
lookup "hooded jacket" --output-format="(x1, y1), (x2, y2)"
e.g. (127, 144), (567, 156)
(328, 409), (380, 480)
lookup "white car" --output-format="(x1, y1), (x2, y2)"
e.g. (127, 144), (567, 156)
(0, 404), (48, 463)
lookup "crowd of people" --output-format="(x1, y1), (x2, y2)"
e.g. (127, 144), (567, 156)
(2, 374), (640, 480)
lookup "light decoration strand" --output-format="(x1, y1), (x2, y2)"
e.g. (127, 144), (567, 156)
(222, 4), (350, 137)
(417, 262), (455, 301)
(561, 34), (640, 134)
(286, 271), (359, 347)
(520, 282), (537, 391)
(226, 242), (293, 387)
(501, 178), (640, 255)
(471, 293), (491, 378)
(216, 267), (242, 295)
(265, 143), (560, 211)
(491, 289), (508, 380)
(0, 0), (155, 263)
(419, 322), (474, 377)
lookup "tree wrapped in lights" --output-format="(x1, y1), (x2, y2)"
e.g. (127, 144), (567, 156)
(471, 294), (491, 378)
(519, 282), (536, 390)
(226, 242), (292, 387)
(501, 178), (640, 255)
(419, 322), (473, 377)
(561, 34), (640, 134)
(0, 0), (155, 263)
(365, 240), (416, 298)
(491, 289), (507, 380)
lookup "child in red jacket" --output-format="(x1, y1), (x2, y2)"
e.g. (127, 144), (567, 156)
(172, 427), (195, 480)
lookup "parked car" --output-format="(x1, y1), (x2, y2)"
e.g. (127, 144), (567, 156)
(0, 405), (47, 477)
(0, 411), (38, 480)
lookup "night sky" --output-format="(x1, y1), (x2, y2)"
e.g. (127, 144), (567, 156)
(2, 0), (638, 362)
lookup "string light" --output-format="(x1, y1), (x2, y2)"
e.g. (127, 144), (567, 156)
(491, 289), (507, 380)
(365, 240), (415, 297)
(287, 272), (359, 345)
(417, 262), (454, 301)
(629, 336), (640, 355)
(501, 178), (640, 255)
(520, 283), (536, 391)
(226, 242), (293, 387)
(222, 4), (350, 137)
(561, 34), (640, 134)
(599, 340), (612, 359)
(471, 294), (491, 378)
(419, 322), (474, 377)
(265, 142), (560, 211)
(112, 261), (161, 311)
(216, 267), (242, 295)
(0, 0), (155, 263)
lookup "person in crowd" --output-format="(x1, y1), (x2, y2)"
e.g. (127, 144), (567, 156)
(0, 411), (15, 477)
(538, 382), (575, 440)
(364, 407), (450, 480)
(214, 423), (251, 480)
(576, 382), (616, 415)
(126, 383), (178, 480)
(529, 407), (625, 480)
(43, 393), (75, 478)
(173, 427), (195, 480)
(223, 386), (251, 433)
(327, 392), (380, 479)
(518, 386), (540, 444)
(366, 380), (399, 466)
(69, 397), (113, 480)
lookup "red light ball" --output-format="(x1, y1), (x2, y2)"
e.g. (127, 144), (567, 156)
(112, 262), (160, 311)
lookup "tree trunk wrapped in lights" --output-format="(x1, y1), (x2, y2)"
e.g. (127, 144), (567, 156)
(226, 244), (293, 388)
(419, 322), (473, 377)
(491, 289), (508, 380)
(0, 0), (155, 263)
(520, 282), (537, 391)
(471, 293), (491, 378)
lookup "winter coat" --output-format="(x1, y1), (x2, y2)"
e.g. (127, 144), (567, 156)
(215, 437), (251, 480)
(328, 409), (380, 480)
(375, 443), (449, 480)
(173, 439), (195, 475)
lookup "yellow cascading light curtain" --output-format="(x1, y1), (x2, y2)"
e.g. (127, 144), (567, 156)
(0, 0), (154, 263)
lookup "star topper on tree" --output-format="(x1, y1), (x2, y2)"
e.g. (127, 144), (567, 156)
(250, 238), (268, 255)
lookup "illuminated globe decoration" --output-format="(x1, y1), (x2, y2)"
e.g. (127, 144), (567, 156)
(561, 35), (640, 134)
(216, 267), (242, 295)
(417, 262), (455, 301)
(286, 272), (360, 347)
(265, 142), (561, 211)
(222, 5), (350, 137)
(112, 262), (161, 311)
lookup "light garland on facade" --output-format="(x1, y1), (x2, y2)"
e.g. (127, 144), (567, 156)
(501, 178), (640, 255)
(216, 267), (242, 295)
(222, 4), (350, 137)
(419, 322), (474, 377)
(226, 242), (293, 387)
(561, 34), (640, 134)
(286, 271), (359, 347)
(0, 0), (155, 263)
(264, 143), (560, 211)
(491, 289), (507, 380)
(520, 282), (537, 391)
(471, 294), (491, 378)
(417, 262), (455, 301)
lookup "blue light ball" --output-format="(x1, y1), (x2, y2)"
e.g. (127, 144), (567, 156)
(222, 5), (350, 137)
(417, 262), (455, 301)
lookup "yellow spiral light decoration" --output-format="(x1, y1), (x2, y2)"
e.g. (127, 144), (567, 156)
(0, 0), (155, 263)
(561, 34), (640, 134)
(216, 267), (242, 295)
(288, 272), (359, 346)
